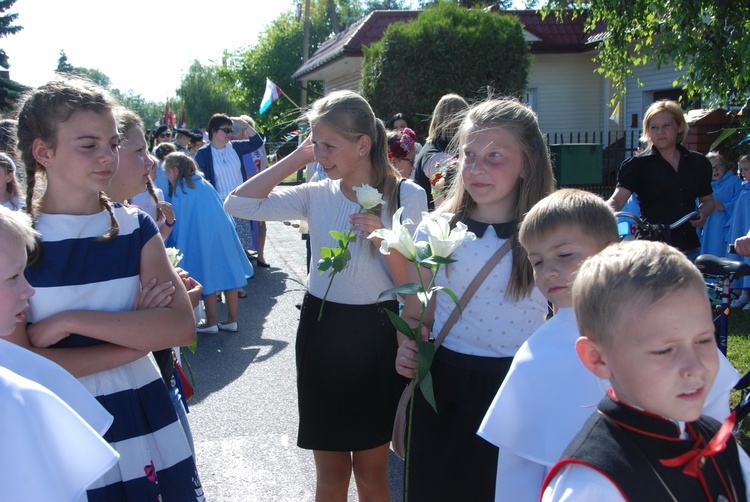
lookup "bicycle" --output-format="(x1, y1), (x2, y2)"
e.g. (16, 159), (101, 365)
(616, 210), (750, 426)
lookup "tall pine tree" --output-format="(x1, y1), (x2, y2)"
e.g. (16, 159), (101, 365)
(0, 0), (25, 112)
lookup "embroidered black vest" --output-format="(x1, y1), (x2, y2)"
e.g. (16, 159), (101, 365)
(549, 393), (746, 501)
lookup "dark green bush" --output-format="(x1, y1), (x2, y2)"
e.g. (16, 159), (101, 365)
(361, 1), (531, 141)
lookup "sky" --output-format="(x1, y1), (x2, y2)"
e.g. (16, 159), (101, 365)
(3, 0), (298, 103)
(3, 0), (523, 104)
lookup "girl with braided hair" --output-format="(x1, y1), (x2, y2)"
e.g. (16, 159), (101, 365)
(13, 78), (203, 500)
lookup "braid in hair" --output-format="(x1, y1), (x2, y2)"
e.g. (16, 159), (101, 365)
(145, 179), (163, 221)
(23, 163), (44, 266)
(97, 191), (120, 242)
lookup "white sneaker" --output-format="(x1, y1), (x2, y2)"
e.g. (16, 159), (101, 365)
(218, 321), (239, 332)
(732, 299), (748, 309)
(743, 303), (750, 311)
(196, 322), (218, 334)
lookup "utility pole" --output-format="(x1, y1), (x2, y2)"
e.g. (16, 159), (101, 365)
(300, 0), (311, 110)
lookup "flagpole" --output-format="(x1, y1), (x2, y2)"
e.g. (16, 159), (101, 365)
(281, 92), (300, 109)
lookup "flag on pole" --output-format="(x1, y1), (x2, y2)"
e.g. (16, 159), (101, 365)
(259, 78), (284, 115)
(609, 101), (621, 125)
(179, 108), (187, 128)
(162, 100), (176, 128)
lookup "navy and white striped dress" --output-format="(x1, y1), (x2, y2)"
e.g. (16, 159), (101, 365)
(25, 204), (204, 501)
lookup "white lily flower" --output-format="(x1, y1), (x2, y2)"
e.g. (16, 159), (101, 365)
(368, 207), (417, 261)
(421, 212), (476, 258)
(353, 183), (386, 210)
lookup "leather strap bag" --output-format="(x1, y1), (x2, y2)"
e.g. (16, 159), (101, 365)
(391, 238), (513, 459)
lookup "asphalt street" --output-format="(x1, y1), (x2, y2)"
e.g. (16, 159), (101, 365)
(187, 220), (405, 501)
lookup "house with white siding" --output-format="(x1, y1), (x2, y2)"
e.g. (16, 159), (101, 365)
(293, 9), (702, 184)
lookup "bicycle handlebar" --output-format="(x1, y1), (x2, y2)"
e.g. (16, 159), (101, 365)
(616, 211), (701, 242)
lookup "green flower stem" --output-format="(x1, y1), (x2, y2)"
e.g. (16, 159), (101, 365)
(317, 229), (356, 321)
(405, 371), (416, 501)
(404, 260), (436, 502)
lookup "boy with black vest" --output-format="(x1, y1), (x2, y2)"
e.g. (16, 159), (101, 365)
(542, 240), (748, 501)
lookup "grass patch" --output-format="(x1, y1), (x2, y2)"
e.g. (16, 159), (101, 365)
(727, 310), (750, 449)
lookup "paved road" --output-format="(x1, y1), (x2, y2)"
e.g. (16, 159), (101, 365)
(187, 220), (405, 501)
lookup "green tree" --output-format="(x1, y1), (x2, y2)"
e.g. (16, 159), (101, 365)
(111, 89), (165, 129)
(364, 0), (411, 9)
(418, 0), (513, 7)
(361, 1), (530, 140)
(176, 60), (236, 128)
(538, 0), (750, 109)
(0, 0), (25, 111)
(218, 1), (355, 141)
(56, 50), (74, 73)
(55, 50), (112, 89)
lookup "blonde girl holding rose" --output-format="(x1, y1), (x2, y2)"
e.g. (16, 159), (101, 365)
(395, 98), (555, 500)
(225, 90), (427, 501)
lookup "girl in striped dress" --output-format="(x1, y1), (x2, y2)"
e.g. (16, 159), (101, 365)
(15, 78), (204, 500)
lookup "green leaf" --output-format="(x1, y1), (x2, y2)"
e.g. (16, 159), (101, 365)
(422, 256), (457, 266)
(317, 258), (332, 273)
(418, 370), (437, 413)
(332, 254), (348, 272)
(710, 128), (737, 152)
(341, 249), (351, 262)
(417, 289), (432, 307)
(320, 247), (333, 259)
(416, 340), (435, 386)
(330, 230), (347, 242)
(384, 309), (419, 340)
(433, 286), (461, 313)
(377, 282), (424, 299)
(416, 242), (432, 261)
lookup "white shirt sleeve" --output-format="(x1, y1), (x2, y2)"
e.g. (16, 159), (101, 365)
(496, 448), (548, 502)
(542, 464), (626, 502)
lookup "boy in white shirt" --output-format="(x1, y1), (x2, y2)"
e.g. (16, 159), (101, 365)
(542, 240), (748, 501)
(478, 189), (740, 500)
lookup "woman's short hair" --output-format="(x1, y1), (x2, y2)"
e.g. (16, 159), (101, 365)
(206, 113), (232, 141)
(640, 99), (689, 146)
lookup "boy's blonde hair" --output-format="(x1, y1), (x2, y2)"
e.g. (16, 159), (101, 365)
(519, 189), (619, 249)
(0, 205), (38, 251)
(573, 240), (706, 346)
(640, 99), (689, 146)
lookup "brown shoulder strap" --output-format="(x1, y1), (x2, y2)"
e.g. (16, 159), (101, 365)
(433, 238), (513, 349)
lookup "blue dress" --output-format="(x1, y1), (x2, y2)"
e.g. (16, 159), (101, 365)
(25, 205), (204, 501)
(167, 173), (253, 295)
(727, 181), (750, 288)
(700, 170), (741, 257)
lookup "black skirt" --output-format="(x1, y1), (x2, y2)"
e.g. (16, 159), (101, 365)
(296, 293), (405, 451)
(406, 347), (513, 501)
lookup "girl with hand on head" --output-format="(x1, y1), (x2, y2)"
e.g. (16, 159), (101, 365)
(225, 90), (427, 501)
(15, 78), (203, 500)
(396, 98), (555, 500)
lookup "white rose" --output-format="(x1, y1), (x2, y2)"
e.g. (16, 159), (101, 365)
(353, 184), (386, 210)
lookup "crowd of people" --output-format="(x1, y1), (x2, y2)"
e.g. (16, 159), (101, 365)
(2, 73), (750, 502)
